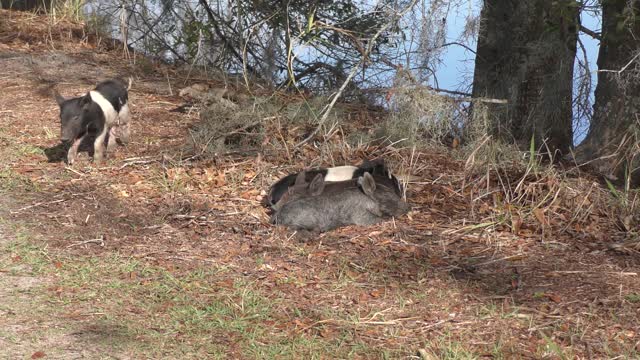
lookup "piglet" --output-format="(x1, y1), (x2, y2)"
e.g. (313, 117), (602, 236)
(55, 78), (132, 165)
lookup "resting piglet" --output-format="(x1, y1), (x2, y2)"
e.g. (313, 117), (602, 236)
(270, 170), (408, 232)
(267, 158), (402, 208)
(55, 78), (132, 165)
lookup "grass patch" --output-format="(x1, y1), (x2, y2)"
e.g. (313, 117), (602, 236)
(19, 247), (428, 358)
(0, 168), (41, 192)
(17, 143), (45, 156)
(11, 248), (377, 358)
(624, 293), (640, 303)
(537, 333), (574, 360)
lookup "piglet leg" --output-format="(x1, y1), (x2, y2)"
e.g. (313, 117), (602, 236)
(117, 122), (130, 145)
(117, 104), (131, 144)
(66, 134), (86, 165)
(107, 127), (118, 152)
(93, 125), (109, 163)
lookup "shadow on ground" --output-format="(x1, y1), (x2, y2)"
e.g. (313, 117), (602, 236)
(41, 134), (99, 163)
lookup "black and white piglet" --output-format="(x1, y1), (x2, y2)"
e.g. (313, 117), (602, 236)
(55, 78), (132, 164)
(266, 158), (402, 208)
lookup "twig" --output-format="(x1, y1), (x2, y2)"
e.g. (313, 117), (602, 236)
(65, 166), (86, 176)
(119, 158), (159, 169)
(461, 97), (508, 104)
(439, 41), (477, 55)
(598, 51), (640, 74)
(550, 271), (637, 276)
(420, 319), (448, 330)
(123, 156), (156, 161)
(474, 254), (526, 267)
(66, 236), (105, 249)
(10, 199), (66, 214)
(428, 86), (472, 97)
(165, 69), (173, 95)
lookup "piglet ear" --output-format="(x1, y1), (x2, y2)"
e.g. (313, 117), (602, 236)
(358, 172), (376, 196)
(294, 171), (306, 187)
(80, 93), (92, 107)
(308, 173), (325, 196)
(54, 90), (65, 106)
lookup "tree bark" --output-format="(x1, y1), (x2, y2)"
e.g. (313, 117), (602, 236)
(574, 0), (640, 186)
(472, 0), (579, 155)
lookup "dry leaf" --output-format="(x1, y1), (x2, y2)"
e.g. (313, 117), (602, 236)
(511, 216), (522, 234)
(244, 170), (256, 179)
(533, 208), (546, 226)
(546, 293), (562, 303)
(622, 215), (633, 232)
(215, 172), (226, 186)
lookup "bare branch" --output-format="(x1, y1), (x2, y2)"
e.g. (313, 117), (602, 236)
(580, 25), (601, 40)
(439, 41), (477, 55)
(197, 0), (260, 76)
(598, 51), (640, 74)
(294, 0), (421, 148)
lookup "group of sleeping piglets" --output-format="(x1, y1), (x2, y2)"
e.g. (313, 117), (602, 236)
(265, 160), (409, 231)
(54, 79), (409, 233)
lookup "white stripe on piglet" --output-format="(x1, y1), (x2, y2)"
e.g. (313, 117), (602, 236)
(89, 91), (119, 127)
(324, 166), (358, 182)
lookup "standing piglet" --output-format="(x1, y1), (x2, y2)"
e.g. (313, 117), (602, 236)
(55, 78), (132, 165)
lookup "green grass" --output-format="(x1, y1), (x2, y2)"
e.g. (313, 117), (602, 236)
(3, 239), (383, 358)
(17, 143), (45, 156)
(0, 168), (38, 192)
(0, 129), (44, 192)
(624, 293), (640, 303)
(58, 256), (417, 358)
(537, 332), (573, 360)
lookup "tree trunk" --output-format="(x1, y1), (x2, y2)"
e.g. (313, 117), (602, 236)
(471, 0), (579, 155)
(574, 0), (640, 186)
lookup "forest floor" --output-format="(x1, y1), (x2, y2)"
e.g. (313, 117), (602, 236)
(1, 9), (639, 360)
